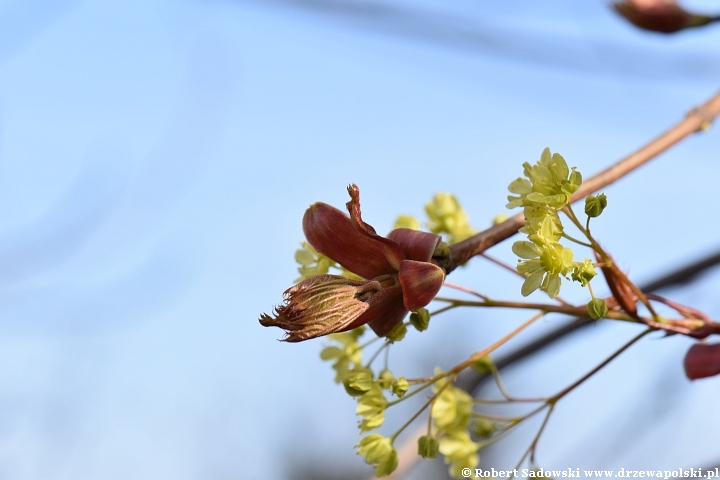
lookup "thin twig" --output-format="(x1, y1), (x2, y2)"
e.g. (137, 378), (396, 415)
(480, 253), (572, 306)
(383, 91), (720, 479)
(442, 281), (489, 300)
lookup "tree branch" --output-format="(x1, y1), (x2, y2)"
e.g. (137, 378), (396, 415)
(385, 92), (720, 480)
(437, 90), (720, 274)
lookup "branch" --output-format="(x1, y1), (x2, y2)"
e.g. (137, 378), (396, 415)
(437, 90), (720, 274)
(384, 93), (720, 480)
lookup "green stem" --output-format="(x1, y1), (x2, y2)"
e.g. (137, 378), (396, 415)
(429, 304), (459, 316)
(491, 366), (529, 402)
(561, 232), (593, 248)
(587, 281), (597, 300)
(387, 377), (440, 407)
(432, 296), (636, 322)
(471, 412), (522, 422)
(529, 404), (555, 466)
(565, 205), (661, 321)
(476, 402), (548, 453)
(473, 397), (545, 404)
(510, 403), (554, 475)
(358, 335), (383, 350)
(365, 342), (389, 368)
(405, 312), (544, 386)
(549, 328), (652, 402)
(480, 253), (572, 306)
(390, 376), (454, 442)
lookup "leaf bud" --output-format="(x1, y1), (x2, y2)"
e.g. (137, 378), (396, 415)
(391, 377), (409, 398)
(385, 322), (407, 342)
(356, 434), (398, 477)
(470, 354), (495, 374)
(409, 308), (431, 332)
(417, 434), (439, 459)
(587, 298), (608, 320)
(357, 386), (388, 432)
(433, 241), (450, 258)
(572, 258), (597, 287)
(585, 194), (607, 218)
(343, 367), (374, 397)
(378, 369), (394, 389)
(473, 418), (496, 438)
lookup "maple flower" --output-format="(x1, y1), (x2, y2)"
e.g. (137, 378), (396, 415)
(260, 184), (445, 342)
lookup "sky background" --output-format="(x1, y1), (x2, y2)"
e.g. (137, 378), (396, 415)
(1, 0), (720, 478)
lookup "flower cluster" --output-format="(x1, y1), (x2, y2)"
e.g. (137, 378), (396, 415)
(425, 193), (477, 244)
(507, 148), (599, 298)
(393, 214), (421, 230)
(506, 148), (582, 211)
(317, 304), (437, 476)
(320, 328), (365, 382)
(319, 328), (414, 477)
(431, 373), (481, 478)
(294, 242), (360, 282)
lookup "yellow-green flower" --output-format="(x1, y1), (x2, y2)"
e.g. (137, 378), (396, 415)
(438, 430), (480, 478)
(519, 205), (563, 241)
(587, 297), (608, 320)
(394, 214), (421, 230)
(356, 434), (398, 477)
(385, 321), (407, 342)
(418, 434), (440, 459)
(572, 258), (597, 287)
(506, 148), (582, 211)
(343, 366), (374, 397)
(356, 384), (388, 432)
(390, 377), (409, 398)
(320, 327), (365, 382)
(513, 238), (574, 298)
(425, 193), (477, 244)
(295, 242), (334, 282)
(429, 374), (481, 479)
(431, 380), (473, 432)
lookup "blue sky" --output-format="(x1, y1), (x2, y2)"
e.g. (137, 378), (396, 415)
(1, 0), (720, 478)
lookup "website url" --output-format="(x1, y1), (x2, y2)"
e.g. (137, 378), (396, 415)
(461, 467), (720, 479)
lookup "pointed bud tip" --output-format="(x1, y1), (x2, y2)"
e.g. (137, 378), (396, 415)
(259, 275), (373, 342)
(398, 260), (445, 312)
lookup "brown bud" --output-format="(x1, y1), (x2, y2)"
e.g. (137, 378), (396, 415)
(597, 252), (638, 318)
(612, 0), (719, 34)
(684, 343), (720, 380)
